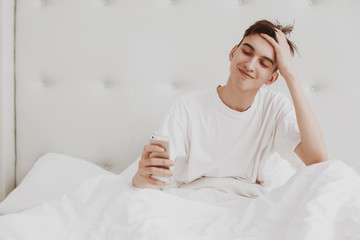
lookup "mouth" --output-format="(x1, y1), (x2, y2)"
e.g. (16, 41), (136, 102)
(238, 68), (254, 79)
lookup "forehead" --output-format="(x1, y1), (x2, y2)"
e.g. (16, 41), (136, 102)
(240, 34), (276, 61)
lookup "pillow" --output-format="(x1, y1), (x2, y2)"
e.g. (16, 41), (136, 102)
(0, 153), (112, 215)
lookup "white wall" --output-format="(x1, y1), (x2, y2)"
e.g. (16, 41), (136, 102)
(3, 0), (360, 194)
(0, 0), (15, 201)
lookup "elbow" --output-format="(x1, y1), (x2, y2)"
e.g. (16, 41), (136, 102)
(297, 144), (328, 166)
(316, 149), (329, 163)
(305, 152), (328, 166)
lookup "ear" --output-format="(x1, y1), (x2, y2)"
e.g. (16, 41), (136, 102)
(265, 71), (279, 85)
(229, 45), (239, 61)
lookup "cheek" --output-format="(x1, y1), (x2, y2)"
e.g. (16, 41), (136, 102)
(237, 54), (247, 63)
(257, 69), (272, 81)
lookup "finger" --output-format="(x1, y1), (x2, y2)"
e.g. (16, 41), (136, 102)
(139, 157), (173, 169)
(137, 175), (171, 188)
(274, 29), (288, 43)
(275, 28), (285, 36)
(142, 167), (174, 177)
(260, 33), (278, 47)
(145, 158), (174, 167)
(142, 144), (165, 159)
(145, 177), (172, 187)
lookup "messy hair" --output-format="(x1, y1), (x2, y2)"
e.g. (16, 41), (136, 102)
(239, 19), (298, 71)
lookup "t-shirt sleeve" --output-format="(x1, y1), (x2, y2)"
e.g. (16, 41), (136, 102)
(271, 96), (304, 169)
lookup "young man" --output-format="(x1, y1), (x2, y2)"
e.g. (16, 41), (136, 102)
(132, 20), (328, 190)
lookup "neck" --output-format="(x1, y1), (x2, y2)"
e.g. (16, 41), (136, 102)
(217, 84), (257, 112)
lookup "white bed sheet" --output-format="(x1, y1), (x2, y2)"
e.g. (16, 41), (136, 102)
(0, 159), (359, 240)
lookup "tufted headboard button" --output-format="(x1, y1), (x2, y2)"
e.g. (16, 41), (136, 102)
(308, 0), (315, 6)
(103, 79), (115, 89)
(310, 86), (317, 92)
(41, 79), (48, 87)
(40, 0), (47, 7)
(237, 0), (244, 5)
(103, 81), (110, 88)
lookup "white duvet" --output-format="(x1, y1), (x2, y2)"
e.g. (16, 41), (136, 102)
(0, 159), (359, 240)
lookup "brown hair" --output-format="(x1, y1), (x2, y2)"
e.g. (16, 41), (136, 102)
(239, 19), (298, 71)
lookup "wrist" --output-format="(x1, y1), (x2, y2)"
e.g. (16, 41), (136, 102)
(132, 172), (142, 188)
(282, 70), (299, 85)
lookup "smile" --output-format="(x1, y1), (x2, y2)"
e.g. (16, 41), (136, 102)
(239, 69), (254, 79)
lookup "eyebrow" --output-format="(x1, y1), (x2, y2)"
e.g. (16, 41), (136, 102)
(242, 43), (275, 66)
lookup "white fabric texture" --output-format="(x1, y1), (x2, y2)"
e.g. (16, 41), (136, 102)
(0, 159), (359, 240)
(158, 87), (302, 185)
(0, 152), (294, 215)
(116, 152), (296, 197)
(179, 176), (266, 197)
(0, 153), (112, 215)
(257, 151), (297, 191)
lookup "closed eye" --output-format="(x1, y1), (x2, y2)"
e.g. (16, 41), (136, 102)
(242, 50), (251, 56)
(260, 61), (269, 68)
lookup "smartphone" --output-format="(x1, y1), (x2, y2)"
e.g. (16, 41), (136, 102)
(149, 135), (170, 159)
(149, 135), (172, 183)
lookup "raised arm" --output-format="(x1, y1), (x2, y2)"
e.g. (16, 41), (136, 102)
(261, 29), (328, 165)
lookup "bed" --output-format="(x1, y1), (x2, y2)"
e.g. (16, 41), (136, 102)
(1, 0), (360, 239)
(0, 153), (359, 239)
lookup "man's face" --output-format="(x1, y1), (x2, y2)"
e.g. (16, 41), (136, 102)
(228, 33), (278, 92)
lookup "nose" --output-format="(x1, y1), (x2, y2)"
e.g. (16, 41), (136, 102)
(244, 57), (256, 72)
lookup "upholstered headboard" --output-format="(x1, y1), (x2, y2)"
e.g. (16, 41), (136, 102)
(0, 0), (16, 200)
(1, 0), (360, 200)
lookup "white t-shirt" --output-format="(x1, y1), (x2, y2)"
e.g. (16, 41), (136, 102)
(158, 87), (302, 186)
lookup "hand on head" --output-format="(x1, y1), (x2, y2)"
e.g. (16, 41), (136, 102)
(260, 29), (296, 79)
